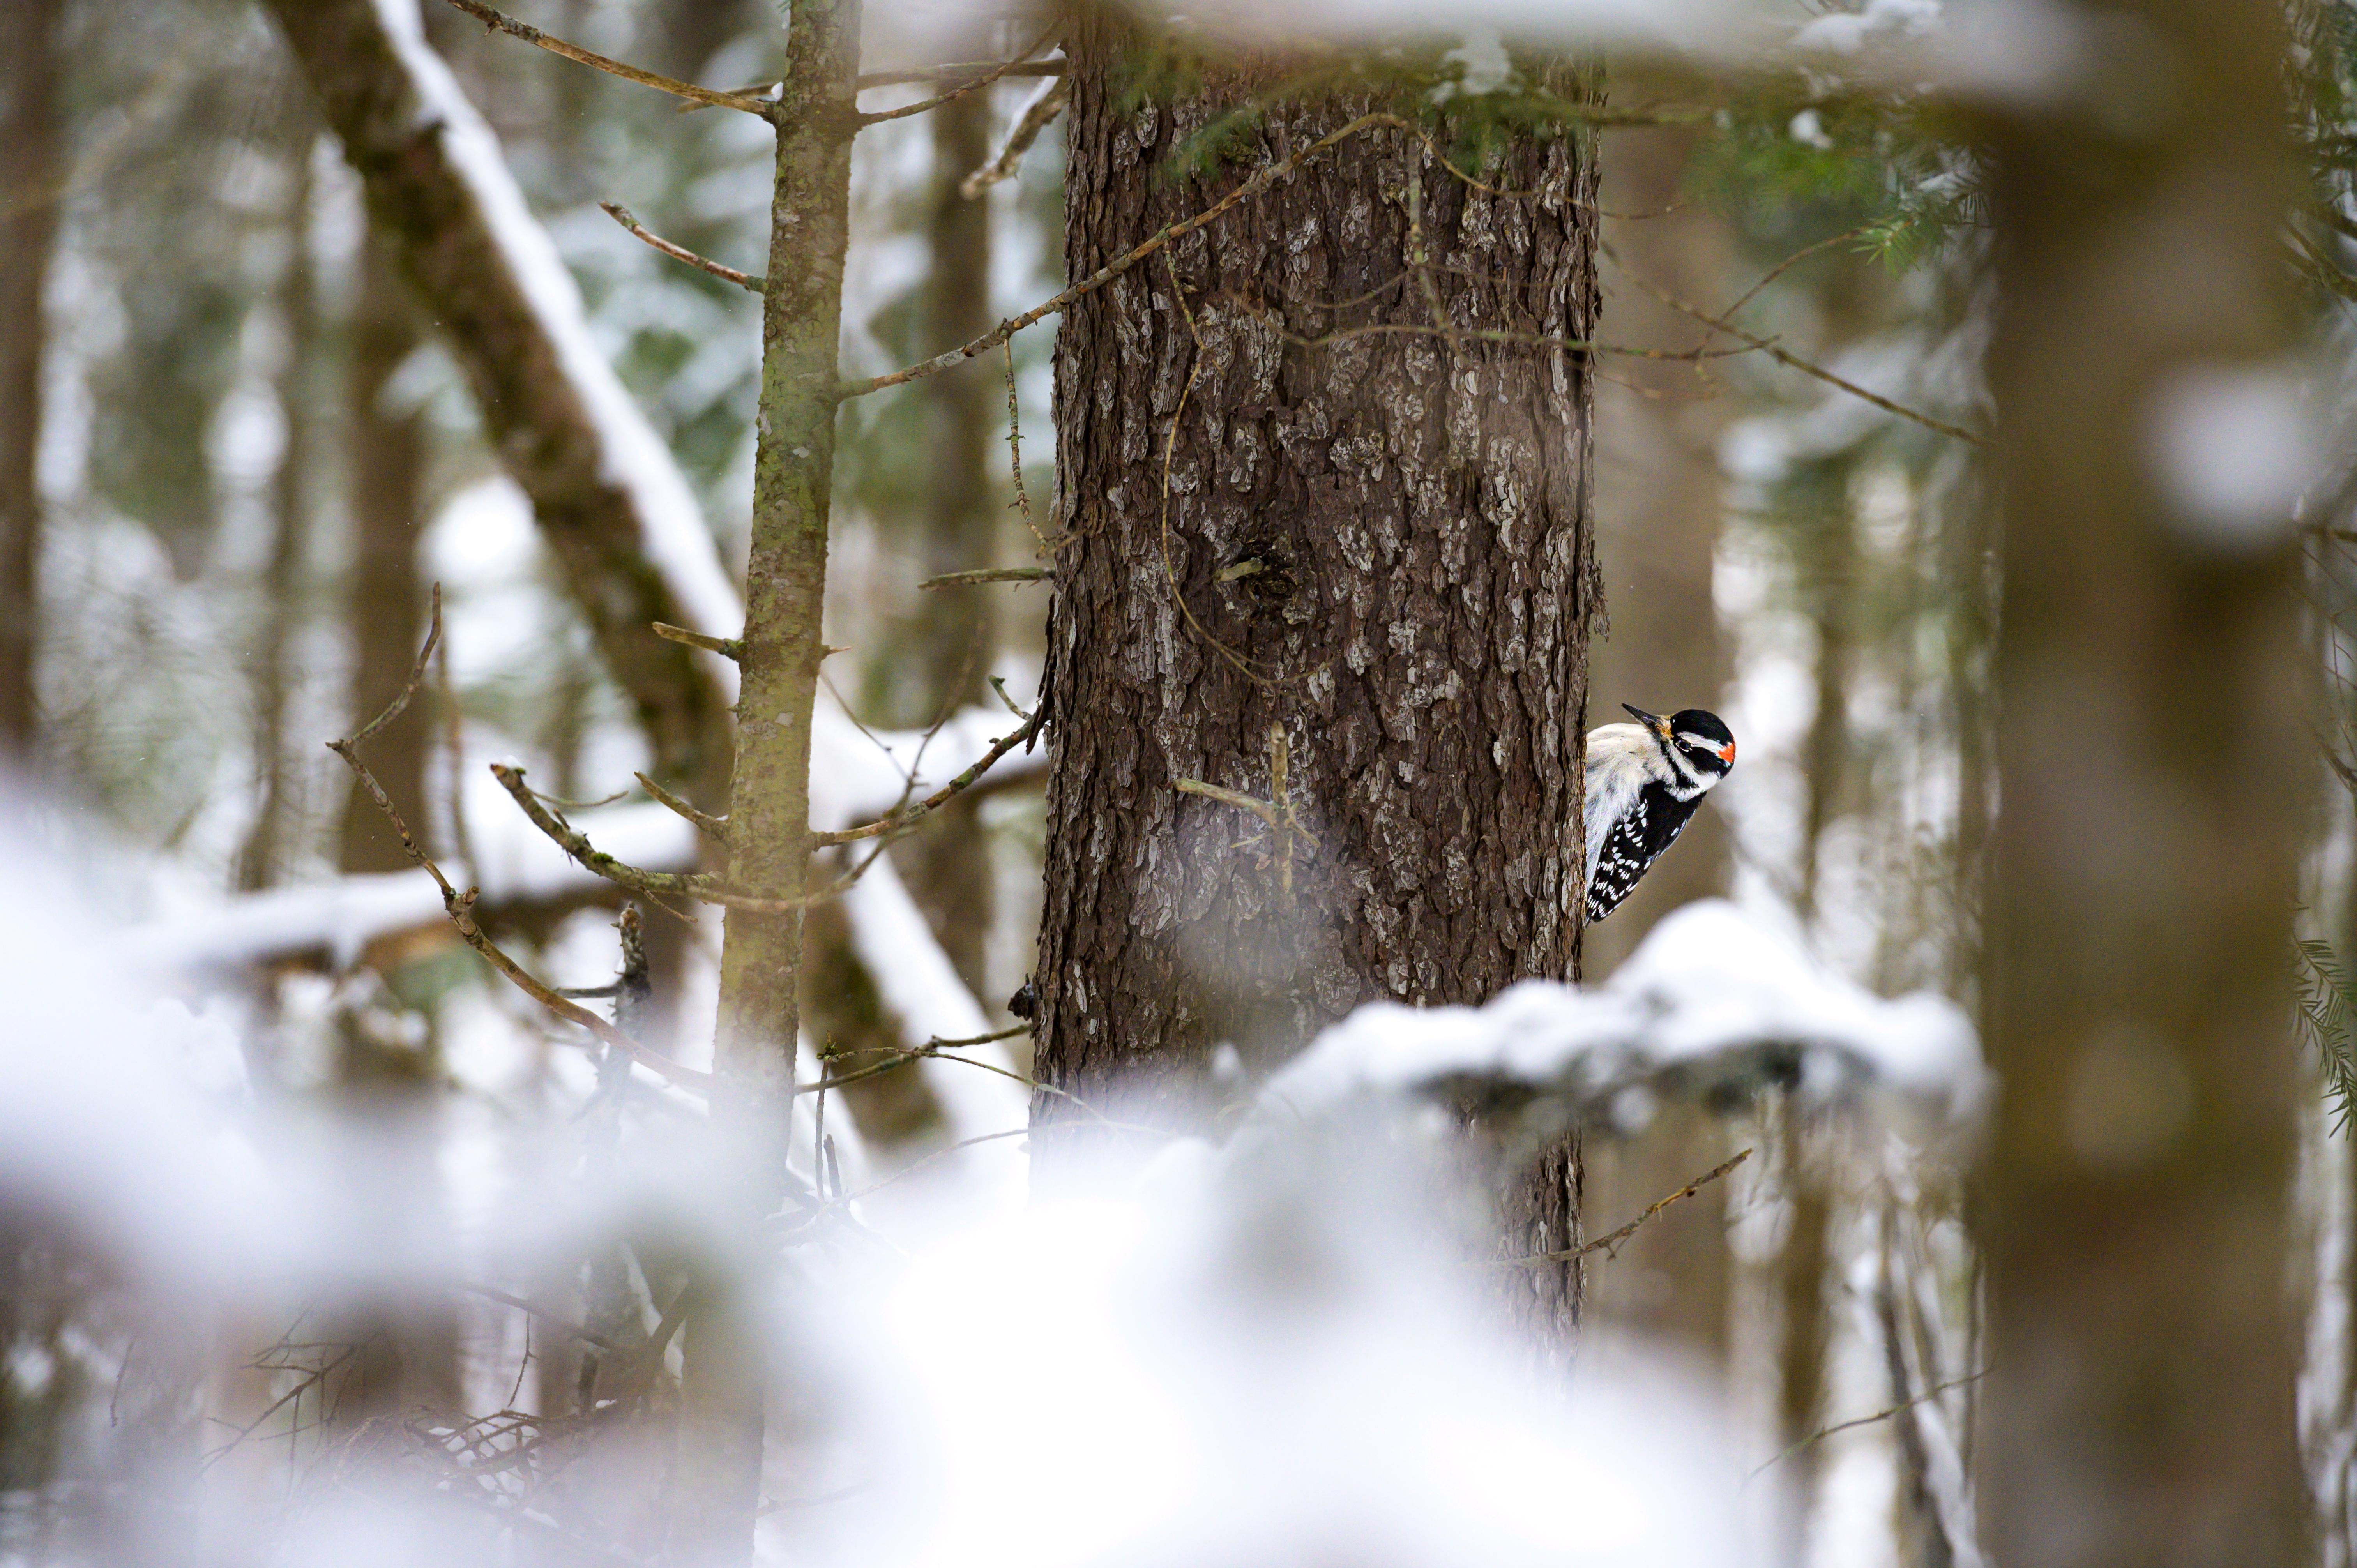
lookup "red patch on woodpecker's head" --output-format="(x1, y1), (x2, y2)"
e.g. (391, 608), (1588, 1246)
(1719, 741), (1737, 764)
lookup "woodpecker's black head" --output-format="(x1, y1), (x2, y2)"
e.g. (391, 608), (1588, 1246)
(1622, 703), (1737, 782)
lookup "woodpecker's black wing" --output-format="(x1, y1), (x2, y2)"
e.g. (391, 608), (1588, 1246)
(1585, 782), (1703, 925)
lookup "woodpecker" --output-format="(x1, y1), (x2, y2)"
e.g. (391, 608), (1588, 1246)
(1583, 703), (1736, 925)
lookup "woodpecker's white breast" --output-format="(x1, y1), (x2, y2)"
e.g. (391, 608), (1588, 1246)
(1583, 723), (1664, 901)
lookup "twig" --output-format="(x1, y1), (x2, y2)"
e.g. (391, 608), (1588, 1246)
(1175, 726), (1319, 908)
(988, 676), (1030, 720)
(440, 0), (774, 115)
(1748, 1369), (1989, 1480)
(1491, 1148), (1753, 1267)
(490, 764), (707, 899)
(634, 771), (728, 843)
(856, 14), (1064, 127)
(461, 1284), (621, 1351)
(325, 620), (709, 1091)
(650, 621), (742, 660)
(1607, 251), (1984, 444)
(835, 110), (1401, 401)
(599, 202), (763, 293)
(962, 74), (1070, 198)
(811, 709), (1043, 845)
(1001, 339), (1049, 552)
(492, 763), (868, 914)
(858, 58), (1065, 89)
(918, 567), (1050, 589)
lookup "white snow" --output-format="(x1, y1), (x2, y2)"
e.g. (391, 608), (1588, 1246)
(1266, 899), (1986, 1133)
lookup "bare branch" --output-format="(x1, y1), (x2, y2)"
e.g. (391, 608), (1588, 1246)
(1749, 1369), (1989, 1479)
(1606, 251), (1985, 444)
(1491, 1148), (1754, 1267)
(325, 600), (709, 1093)
(440, 0), (774, 115)
(858, 58), (1064, 89)
(918, 566), (1050, 589)
(651, 620), (742, 660)
(857, 15), (1064, 128)
(961, 74), (1069, 197)
(811, 709), (1044, 845)
(490, 763), (707, 897)
(599, 202), (763, 293)
(635, 770), (728, 843)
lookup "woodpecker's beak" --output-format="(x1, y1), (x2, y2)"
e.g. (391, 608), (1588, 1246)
(1621, 703), (1667, 736)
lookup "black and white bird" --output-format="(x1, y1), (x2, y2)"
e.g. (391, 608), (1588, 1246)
(1583, 703), (1737, 925)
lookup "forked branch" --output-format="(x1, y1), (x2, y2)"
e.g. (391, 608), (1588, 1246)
(327, 589), (710, 1092)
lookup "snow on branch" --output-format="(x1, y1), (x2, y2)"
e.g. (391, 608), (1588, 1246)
(1266, 900), (1986, 1137)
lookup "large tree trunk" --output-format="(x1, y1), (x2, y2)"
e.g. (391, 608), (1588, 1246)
(1977, 0), (2306, 1562)
(0, 0), (63, 765)
(1034, 25), (1603, 1351)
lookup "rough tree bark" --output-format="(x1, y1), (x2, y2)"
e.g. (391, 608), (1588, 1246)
(1034, 24), (1604, 1352)
(1978, 0), (2306, 1562)
(0, 0), (63, 765)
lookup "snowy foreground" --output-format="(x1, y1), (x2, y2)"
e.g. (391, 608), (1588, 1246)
(2, 806), (1982, 1565)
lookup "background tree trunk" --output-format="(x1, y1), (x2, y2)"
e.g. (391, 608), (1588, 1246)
(0, 0), (63, 766)
(1978, 0), (2307, 1561)
(1577, 122), (1740, 1370)
(337, 235), (431, 876)
(1034, 24), (1603, 1349)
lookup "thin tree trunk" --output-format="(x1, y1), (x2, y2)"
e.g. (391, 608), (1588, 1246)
(1978, 0), (2306, 1561)
(680, 0), (861, 1554)
(239, 140), (319, 894)
(801, 89), (1002, 1156)
(338, 234), (432, 874)
(0, 0), (63, 765)
(896, 88), (999, 994)
(1577, 122), (1737, 1365)
(1035, 26), (1603, 1353)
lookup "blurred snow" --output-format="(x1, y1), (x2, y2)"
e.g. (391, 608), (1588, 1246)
(2148, 363), (2327, 554)
(0, 786), (2015, 1566)
(1268, 900), (1986, 1136)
